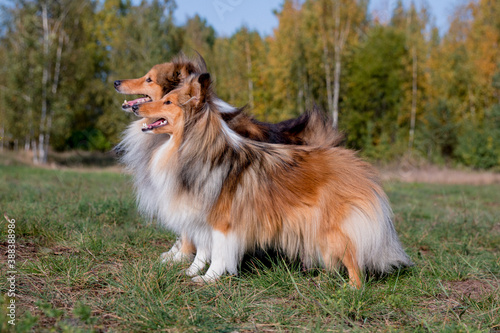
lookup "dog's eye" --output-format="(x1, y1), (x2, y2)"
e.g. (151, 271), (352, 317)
(164, 100), (172, 105)
(146, 78), (152, 83)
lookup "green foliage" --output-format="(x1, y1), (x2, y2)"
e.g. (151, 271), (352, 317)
(65, 128), (112, 152)
(420, 99), (459, 161)
(342, 25), (407, 152)
(0, 0), (499, 167)
(455, 105), (500, 169)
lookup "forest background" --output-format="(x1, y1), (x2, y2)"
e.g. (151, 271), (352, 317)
(0, 0), (499, 169)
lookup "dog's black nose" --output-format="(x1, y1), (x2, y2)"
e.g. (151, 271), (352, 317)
(114, 80), (121, 88)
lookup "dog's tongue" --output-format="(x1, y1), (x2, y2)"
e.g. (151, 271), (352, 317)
(150, 119), (165, 127)
(142, 118), (167, 132)
(123, 96), (151, 107)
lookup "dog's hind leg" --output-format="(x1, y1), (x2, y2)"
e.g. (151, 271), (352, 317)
(321, 229), (362, 288)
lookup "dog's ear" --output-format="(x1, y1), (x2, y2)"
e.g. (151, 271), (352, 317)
(194, 51), (208, 72)
(197, 73), (211, 103)
(183, 73), (211, 109)
(178, 62), (197, 80)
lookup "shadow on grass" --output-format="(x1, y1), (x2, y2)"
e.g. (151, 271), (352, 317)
(240, 248), (415, 286)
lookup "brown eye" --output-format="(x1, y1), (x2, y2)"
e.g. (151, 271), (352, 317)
(146, 78), (152, 83)
(164, 100), (171, 105)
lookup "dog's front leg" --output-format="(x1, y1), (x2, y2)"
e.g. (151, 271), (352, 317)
(160, 233), (196, 263)
(185, 245), (210, 277)
(192, 230), (240, 283)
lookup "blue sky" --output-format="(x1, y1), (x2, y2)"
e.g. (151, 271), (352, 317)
(173, 0), (467, 37)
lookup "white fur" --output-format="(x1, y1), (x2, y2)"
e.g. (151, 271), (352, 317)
(214, 98), (238, 113)
(192, 230), (241, 283)
(220, 119), (244, 147)
(185, 246), (210, 277)
(341, 192), (411, 273)
(160, 239), (194, 263)
(160, 239), (182, 263)
(118, 122), (205, 265)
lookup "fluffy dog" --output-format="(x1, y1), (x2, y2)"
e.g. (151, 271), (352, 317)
(129, 73), (412, 287)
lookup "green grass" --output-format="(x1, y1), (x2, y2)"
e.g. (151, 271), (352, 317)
(0, 164), (499, 332)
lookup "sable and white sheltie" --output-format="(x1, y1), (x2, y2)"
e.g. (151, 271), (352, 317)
(114, 54), (343, 263)
(123, 73), (412, 287)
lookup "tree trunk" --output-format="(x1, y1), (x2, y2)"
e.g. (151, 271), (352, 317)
(0, 125), (4, 152)
(332, 46), (341, 129)
(322, 37), (333, 120)
(331, 0), (350, 129)
(25, 135), (30, 151)
(408, 46), (417, 151)
(44, 30), (65, 162)
(32, 139), (38, 165)
(297, 79), (304, 114)
(245, 39), (254, 110)
(38, 3), (50, 164)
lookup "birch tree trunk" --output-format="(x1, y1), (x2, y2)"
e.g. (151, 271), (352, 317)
(332, 46), (341, 129)
(44, 30), (65, 161)
(408, 46), (417, 150)
(322, 33), (333, 120)
(331, 1), (350, 129)
(38, 3), (50, 164)
(320, 0), (351, 129)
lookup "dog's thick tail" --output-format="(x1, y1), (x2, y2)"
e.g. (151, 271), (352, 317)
(279, 105), (344, 147)
(342, 190), (413, 274)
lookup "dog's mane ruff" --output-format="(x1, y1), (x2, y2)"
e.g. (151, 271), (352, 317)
(114, 120), (171, 221)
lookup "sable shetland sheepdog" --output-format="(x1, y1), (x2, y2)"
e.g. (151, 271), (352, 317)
(114, 54), (343, 263)
(130, 73), (412, 287)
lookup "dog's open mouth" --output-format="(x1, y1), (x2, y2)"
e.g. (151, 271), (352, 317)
(142, 118), (167, 132)
(122, 95), (152, 111)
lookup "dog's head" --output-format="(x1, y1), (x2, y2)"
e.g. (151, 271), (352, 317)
(114, 55), (206, 112)
(132, 73), (212, 135)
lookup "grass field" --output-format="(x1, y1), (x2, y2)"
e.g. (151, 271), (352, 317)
(0, 164), (499, 332)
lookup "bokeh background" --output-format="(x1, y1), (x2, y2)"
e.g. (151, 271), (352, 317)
(0, 0), (499, 169)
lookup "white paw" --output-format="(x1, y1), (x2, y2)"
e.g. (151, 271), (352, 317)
(185, 265), (202, 277)
(191, 274), (218, 284)
(160, 250), (193, 263)
(159, 251), (174, 263)
(173, 251), (194, 262)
